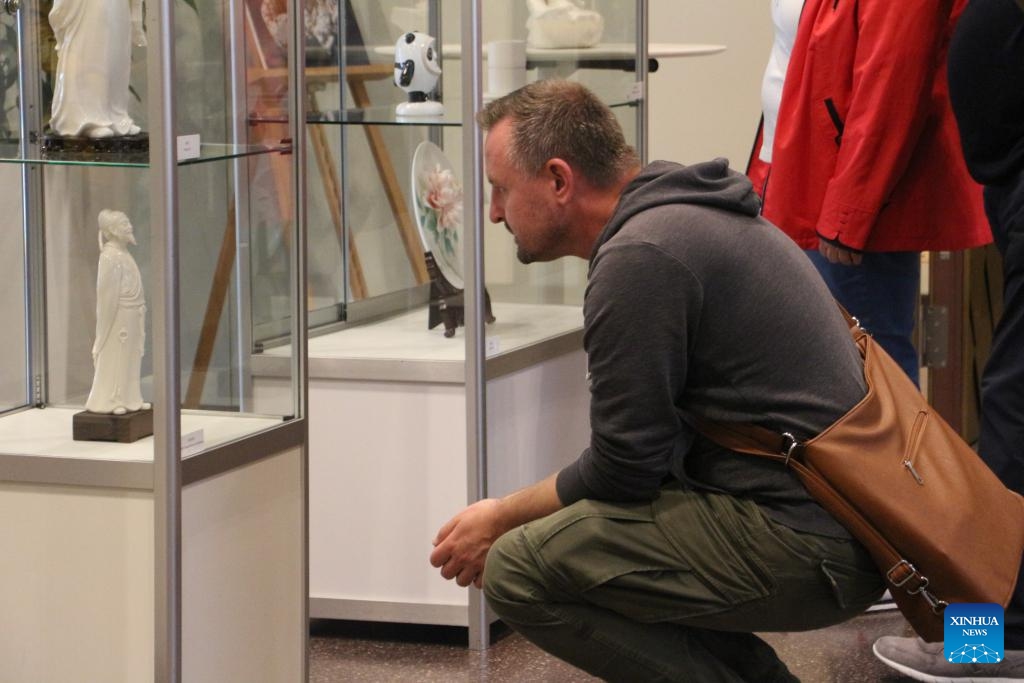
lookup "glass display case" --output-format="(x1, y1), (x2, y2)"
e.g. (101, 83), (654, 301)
(0, 1), (308, 680)
(258, 0), (649, 649)
(289, 0), (645, 333)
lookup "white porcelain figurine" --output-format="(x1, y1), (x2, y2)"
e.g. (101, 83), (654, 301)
(394, 31), (444, 116)
(48, 0), (147, 138)
(526, 0), (604, 49)
(85, 210), (150, 415)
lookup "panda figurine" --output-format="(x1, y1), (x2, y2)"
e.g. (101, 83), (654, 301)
(394, 32), (444, 116)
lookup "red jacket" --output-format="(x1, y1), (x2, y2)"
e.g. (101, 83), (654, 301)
(748, 0), (990, 253)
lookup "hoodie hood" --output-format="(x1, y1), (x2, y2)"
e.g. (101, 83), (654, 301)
(592, 159), (762, 261)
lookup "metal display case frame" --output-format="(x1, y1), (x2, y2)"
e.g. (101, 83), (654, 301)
(0, 1), (310, 680)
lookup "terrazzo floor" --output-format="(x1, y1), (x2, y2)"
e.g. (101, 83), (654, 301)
(310, 609), (920, 682)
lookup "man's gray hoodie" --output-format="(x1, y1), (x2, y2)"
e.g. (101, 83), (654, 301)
(555, 159), (867, 537)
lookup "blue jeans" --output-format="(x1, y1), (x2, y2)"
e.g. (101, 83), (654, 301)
(483, 487), (884, 682)
(806, 250), (921, 385)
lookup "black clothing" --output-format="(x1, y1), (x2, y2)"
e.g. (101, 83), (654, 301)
(948, 0), (1024, 186)
(949, 0), (1024, 648)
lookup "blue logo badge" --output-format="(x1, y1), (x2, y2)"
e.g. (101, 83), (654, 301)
(945, 603), (1005, 664)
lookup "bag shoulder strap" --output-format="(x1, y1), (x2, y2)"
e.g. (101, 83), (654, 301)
(785, 454), (910, 582)
(692, 415), (910, 580)
(689, 416), (803, 462)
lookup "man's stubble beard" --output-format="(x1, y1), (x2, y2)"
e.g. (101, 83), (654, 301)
(516, 243), (535, 265)
(512, 219), (569, 265)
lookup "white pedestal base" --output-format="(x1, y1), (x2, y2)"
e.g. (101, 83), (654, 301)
(396, 100), (445, 117)
(0, 447), (305, 682)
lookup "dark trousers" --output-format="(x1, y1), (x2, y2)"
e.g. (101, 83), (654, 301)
(981, 178), (1024, 648)
(483, 487), (884, 681)
(948, 0), (1024, 648)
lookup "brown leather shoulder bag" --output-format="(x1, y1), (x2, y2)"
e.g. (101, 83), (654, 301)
(693, 313), (1024, 642)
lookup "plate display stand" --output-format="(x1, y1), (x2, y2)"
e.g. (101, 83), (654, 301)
(425, 251), (496, 337)
(412, 140), (496, 337)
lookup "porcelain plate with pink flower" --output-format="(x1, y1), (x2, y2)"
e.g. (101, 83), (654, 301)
(411, 141), (465, 289)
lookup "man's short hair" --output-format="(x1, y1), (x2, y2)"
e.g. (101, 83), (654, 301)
(477, 80), (639, 188)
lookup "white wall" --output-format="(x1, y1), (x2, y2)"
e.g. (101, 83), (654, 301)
(648, 1), (772, 169)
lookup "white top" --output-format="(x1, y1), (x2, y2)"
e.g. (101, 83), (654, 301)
(760, 0), (805, 163)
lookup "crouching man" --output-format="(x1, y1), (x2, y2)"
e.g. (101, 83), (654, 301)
(430, 80), (884, 682)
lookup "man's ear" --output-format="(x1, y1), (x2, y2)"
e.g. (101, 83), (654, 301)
(546, 158), (574, 201)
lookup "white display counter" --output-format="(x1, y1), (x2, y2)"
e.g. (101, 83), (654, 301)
(0, 445), (305, 683)
(253, 303), (590, 627)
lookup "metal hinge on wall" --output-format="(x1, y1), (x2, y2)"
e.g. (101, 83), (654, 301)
(922, 305), (949, 368)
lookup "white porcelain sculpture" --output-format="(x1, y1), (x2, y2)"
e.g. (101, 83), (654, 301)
(525, 0), (604, 49)
(48, 0), (146, 138)
(388, 0), (427, 33)
(304, 0), (339, 54)
(394, 31), (444, 116)
(85, 210), (150, 415)
(261, 0), (339, 54)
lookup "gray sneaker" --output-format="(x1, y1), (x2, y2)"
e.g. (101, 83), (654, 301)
(873, 635), (1024, 681)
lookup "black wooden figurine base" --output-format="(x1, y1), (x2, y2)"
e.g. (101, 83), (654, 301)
(73, 407), (154, 443)
(40, 131), (149, 163)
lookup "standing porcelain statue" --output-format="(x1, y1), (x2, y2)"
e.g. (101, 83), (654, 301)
(85, 210), (150, 415)
(48, 0), (147, 138)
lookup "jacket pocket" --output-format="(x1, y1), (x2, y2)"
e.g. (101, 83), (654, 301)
(824, 98), (844, 146)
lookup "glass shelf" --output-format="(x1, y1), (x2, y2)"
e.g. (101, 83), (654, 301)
(0, 141), (291, 168)
(302, 93), (639, 127)
(305, 104), (460, 127)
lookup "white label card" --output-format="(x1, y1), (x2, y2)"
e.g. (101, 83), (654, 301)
(181, 429), (205, 456)
(177, 134), (201, 161)
(628, 81), (645, 102)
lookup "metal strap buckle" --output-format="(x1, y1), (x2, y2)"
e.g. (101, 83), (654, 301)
(780, 432), (801, 465)
(922, 589), (949, 615)
(886, 560), (918, 587)
(887, 561), (945, 614)
(906, 574), (931, 595)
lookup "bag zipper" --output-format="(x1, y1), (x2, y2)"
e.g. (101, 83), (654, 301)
(902, 410), (929, 485)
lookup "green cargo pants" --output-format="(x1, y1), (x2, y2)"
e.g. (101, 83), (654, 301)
(483, 485), (885, 682)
